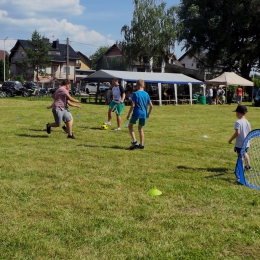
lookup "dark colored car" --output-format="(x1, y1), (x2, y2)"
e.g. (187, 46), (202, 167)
(1, 81), (25, 96)
(23, 82), (37, 90)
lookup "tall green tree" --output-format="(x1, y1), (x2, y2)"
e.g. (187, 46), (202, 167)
(119, 0), (178, 72)
(177, 0), (260, 79)
(89, 46), (109, 70)
(17, 30), (51, 82)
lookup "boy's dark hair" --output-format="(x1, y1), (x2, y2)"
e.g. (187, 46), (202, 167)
(61, 79), (70, 86)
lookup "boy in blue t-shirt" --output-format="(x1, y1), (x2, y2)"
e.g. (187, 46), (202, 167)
(126, 79), (153, 150)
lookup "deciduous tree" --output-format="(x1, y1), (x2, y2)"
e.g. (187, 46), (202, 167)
(177, 0), (260, 79)
(16, 30), (51, 83)
(120, 0), (178, 72)
(89, 46), (109, 70)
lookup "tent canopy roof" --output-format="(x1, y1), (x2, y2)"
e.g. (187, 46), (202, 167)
(81, 69), (203, 85)
(205, 72), (253, 86)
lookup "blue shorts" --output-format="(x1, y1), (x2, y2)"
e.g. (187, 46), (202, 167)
(130, 116), (146, 126)
(234, 147), (249, 154)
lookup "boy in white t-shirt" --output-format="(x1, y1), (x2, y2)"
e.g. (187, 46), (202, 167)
(104, 77), (125, 130)
(228, 105), (251, 174)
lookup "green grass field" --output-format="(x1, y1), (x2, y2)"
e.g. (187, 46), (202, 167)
(1, 97), (260, 260)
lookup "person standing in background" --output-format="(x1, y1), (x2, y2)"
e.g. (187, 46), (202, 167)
(104, 77), (125, 130)
(237, 86), (243, 104)
(208, 85), (213, 105)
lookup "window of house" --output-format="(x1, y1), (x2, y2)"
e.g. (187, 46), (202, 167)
(63, 67), (70, 75)
(196, 63), (200, 69)
(39, 66), (46, 72)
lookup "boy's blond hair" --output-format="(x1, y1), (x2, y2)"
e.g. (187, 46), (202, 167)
(136, 79), (145, 87)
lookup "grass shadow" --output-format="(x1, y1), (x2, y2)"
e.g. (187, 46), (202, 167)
(177, 165), (229, 173)
(77, 144), (127, 150)
(28, 128), (46, 132)
(177, 165), (234, 183)
(17, 134), (49, 138)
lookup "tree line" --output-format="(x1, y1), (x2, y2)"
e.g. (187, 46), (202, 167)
(2, 0), (260, 82)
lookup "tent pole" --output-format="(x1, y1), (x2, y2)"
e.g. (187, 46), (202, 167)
(174, 84), (178, 105)
(158, 83), (162, 106)
(188, 83), (192, 105)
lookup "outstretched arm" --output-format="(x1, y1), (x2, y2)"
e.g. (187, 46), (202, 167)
(65, 93), (80, 103)
(67, 100), (81, 108)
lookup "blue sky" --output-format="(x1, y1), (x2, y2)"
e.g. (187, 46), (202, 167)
(0, 0), (183, 59)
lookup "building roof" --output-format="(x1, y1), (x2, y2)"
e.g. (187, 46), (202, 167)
(76, 51), (91, 62)
(9, 39), (78, 62)
(82, 69), (203, 84)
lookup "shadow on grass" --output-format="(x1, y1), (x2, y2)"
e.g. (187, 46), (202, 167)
(17, 134), (49, 138)
(177, 165), (235, 183)
(28, 128), (46, 132)
(177, 165), (229, 173)
(77, 144), (128, 150)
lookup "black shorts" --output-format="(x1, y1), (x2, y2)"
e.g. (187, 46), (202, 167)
(234, 147), (249, 154)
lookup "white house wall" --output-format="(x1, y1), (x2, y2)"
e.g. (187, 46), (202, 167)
(179, 55), (198, 70)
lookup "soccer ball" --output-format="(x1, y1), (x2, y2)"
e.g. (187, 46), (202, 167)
(101, 124), (108, 130)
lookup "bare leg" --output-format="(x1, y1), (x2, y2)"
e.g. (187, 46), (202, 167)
(138, 125), (144, 146)
(65, 120), (73, 136)
(116, 114), (121, 128)
(244, 152), (250, 167)
(128, 123), (136, 142)
(107, 108), (112, 122)
(48, 122), (60, 127)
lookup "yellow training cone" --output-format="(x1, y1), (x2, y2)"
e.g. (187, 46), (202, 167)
(147, 188), (162, 196)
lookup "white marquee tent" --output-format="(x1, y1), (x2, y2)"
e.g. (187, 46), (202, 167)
(82, 70), (203, 105)
(205, 72), (253, 86)
(205, 72), (254, 101)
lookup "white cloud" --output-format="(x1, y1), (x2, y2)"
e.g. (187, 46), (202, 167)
(0, 15), (114, 56)
(0, 0), (84, 18)
(0, 0), (115, 56)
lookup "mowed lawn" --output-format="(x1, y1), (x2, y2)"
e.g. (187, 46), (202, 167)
(1, 97), (260, 260)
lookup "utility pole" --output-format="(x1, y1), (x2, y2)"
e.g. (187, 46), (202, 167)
(4, 37), (8, 82)
(66, 38), (69, 80)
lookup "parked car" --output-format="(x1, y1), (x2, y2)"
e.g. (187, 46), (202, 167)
(1, 81), (25, 96)
(83, 82), (109, 94)
(23, 82), (37, 90)
(254, 89), (260, 106)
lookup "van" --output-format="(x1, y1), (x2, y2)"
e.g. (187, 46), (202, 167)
(83, 82), (109, 94)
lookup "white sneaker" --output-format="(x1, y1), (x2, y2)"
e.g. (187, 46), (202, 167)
(114, 127), (121, 131)
(104, 121), (111, 126)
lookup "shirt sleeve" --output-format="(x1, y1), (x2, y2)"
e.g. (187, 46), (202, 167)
(131, 92), (136, 102)
(234, 121), (240, 130)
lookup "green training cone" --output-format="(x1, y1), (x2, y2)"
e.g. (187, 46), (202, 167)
(147, 188), (162, 196)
